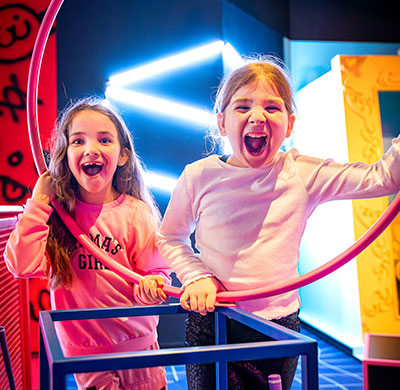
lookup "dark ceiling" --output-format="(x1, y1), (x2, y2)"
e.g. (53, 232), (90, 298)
(229, 0), (400, 43)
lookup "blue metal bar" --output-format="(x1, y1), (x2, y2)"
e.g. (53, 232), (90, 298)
(40, 311), (65, 362)
(39, 303), (319, 389)
(218, 306), (303, 341)
(48, 303), (186, 321)
(215, 311), (228, 390)
(302, 348), (319, 390)
(39, 322), (50, 390)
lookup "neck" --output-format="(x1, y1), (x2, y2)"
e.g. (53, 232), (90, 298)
(78, 187), (120, 205)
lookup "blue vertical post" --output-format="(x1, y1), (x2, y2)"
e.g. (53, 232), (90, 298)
(301, 344), (319, 390)
(39, 325), (50, 390)
(215, 311), (228, 390)
(52, 363), (67, 390)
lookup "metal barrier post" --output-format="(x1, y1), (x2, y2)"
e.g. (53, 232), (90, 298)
(215, 311), (228, 390)
(39, 304), (319, 389)
(0, 326), (16, 390)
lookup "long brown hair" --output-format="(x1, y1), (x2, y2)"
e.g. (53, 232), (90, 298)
(46, 97), (159, 289)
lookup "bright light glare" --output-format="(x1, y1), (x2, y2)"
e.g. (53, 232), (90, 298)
(105, 86), (215, 126)
(0, 205), (24, 213)
(101, 99), (111, 108)
(222, 137), (233, 155)
(222, 43), (244, 72)
(109, 40), (224, 86)
(143, 172), (177, 192)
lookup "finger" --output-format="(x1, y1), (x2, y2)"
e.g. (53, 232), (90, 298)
(157, 288), (168, 302)
(148, 280), (158, 300)
(188, 295), (198, 313)
(143, 279), (150, 296)
(152, 283), (161, 300)
(153, 275), (165, 288)
(205, 291), (216, 312)
(143, 280), (156, 301)
(180, 292), (190, 311)
(139, 280), (151, 302)
(197, 294), (207, 315)
(139, 280), (148, 297)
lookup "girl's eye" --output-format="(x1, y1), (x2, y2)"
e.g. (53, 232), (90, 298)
(100, 138), (112, 144)
(235, 105), (250, 111)
(265, 105), (281, 112)
(70, 138), (83, 145)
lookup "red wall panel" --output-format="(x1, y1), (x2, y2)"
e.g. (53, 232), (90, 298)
(0, 0), (57, 356)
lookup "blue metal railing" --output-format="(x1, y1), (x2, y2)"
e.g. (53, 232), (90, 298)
(39, 303), (318, 389)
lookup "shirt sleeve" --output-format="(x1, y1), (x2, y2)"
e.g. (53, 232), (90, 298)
(4, 198), (53, 278)
(131, 205), (171, 280)
(295, 135), (400, 204)
(130, 205), (171, 304)
(156, 168), (214, 287)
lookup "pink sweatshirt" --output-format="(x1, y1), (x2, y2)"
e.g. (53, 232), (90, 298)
(5, 194), (170, 357)
(157, 137), (400, 320)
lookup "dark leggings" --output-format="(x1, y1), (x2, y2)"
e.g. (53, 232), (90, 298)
(185, 310), (300, 390)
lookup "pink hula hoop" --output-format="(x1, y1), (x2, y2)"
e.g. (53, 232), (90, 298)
(27, 0), (400, 302)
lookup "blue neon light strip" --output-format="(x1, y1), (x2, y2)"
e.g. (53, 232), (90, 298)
(105, 40), (244, 191)
(109, 40), (225, 87)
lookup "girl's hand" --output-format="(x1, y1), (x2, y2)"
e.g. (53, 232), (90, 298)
(32, 172), (56, 204)
(181, 277), (220, 316)
(138, 275), (168, 304)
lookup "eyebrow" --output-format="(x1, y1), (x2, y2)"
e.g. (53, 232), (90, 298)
(231, 97), (251, 104)
(69, 130), (116, 137)
(231, 97), (283, 104)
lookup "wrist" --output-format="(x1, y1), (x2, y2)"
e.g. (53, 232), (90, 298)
(184, 274), (214, 289)
(32, 194), (51, 204)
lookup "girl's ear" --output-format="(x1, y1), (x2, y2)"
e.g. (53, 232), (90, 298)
(118, 147), (129, 166)
(217, 112), (226, 136)
(286, 114), (296, 138)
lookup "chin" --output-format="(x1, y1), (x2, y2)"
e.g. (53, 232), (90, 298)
(249, 162), (267, 168)
(245, 154), (272, 168)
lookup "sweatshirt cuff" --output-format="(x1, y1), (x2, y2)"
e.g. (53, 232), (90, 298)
(182, 272), (214, 289)
(391, 135), (400, 155)
(24, 198), (53, 222)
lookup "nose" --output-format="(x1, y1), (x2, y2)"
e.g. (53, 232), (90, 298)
(84, 140), (100, 156)
(248, 108), (266, 124)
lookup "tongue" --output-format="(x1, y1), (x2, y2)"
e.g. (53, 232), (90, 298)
(248, 137), (264, 151)
(245, 136), (266, 154)
(84, 165), (102, 176)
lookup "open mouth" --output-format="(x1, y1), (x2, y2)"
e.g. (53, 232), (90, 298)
(244, 134), (267, 155)
(82, 162), (103, 176)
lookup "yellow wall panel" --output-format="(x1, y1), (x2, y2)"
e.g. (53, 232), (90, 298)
(336, 55), (400, 335)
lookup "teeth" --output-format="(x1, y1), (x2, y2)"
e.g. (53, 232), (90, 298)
(247, 133), (266, 138)
(82, 162), (103, 176)
(244, 134), (267, 155)
(82, 162), (103, 166)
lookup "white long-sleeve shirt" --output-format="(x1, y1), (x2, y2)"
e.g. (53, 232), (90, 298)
(157, 138), (400, 320)
(5, 194), (170, 357)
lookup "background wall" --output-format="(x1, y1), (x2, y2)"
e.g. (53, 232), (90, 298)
(56, 0), (400, 214)
(0, 0), (57, 355)
(56, 0), (286, 214)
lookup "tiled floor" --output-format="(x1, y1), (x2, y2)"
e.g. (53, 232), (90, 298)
(160, 326), (364, 390)
(291, 326), (363, 390)
(33, 324), (364, 389)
